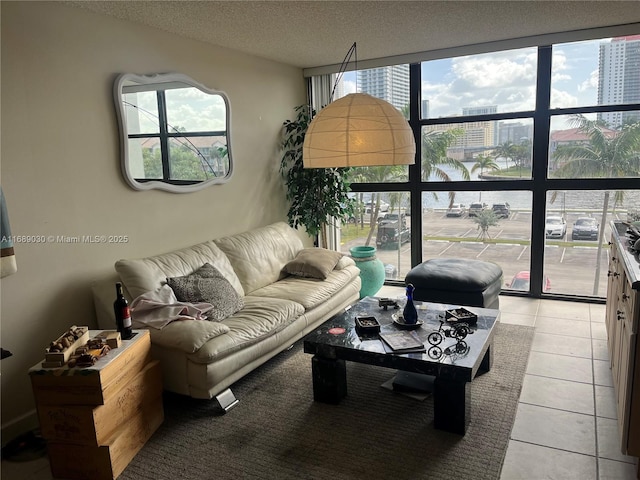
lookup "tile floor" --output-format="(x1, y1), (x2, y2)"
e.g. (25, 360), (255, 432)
(498, 295), (638, 480)
(2, 294), (638, 480)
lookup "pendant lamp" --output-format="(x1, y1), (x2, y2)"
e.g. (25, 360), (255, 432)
(302, 44), (416, 168)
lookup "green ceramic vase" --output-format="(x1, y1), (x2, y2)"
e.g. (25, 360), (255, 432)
(350, 246), (386, 298)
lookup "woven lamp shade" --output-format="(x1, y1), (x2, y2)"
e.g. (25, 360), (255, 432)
(302, 93), (416, 168)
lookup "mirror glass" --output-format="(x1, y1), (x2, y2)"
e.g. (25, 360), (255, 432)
(114, 73), (232, 192)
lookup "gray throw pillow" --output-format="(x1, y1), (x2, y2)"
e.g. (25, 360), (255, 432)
(283, 248), (343, 280)
(167, 263), (244, 321)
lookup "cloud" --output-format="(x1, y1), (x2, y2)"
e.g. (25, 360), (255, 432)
(344, 79), (356, 94)
(421, 41), (605, 118)
(552, 51), (568, 73)
(551, 41), (600, 105)
(550, 89), (579, 109)
(165, 91), (226, 131)
(450, 51), (537, 90)
(422, 49), (538, 117)
(578, 69), (599, 93)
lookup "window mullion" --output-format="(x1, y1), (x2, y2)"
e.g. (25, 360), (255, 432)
(157, 90), (171, 180)
(409, 62), (423, 267)
(530, 45), (553, 297)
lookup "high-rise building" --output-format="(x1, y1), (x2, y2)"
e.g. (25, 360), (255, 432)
(464, 106), (499, 146)
(422, 99), (430, 119)
(598, 35), (640, 127)
(498, 121), (533, 145)
(357, 65), (410, 111)
(427, 105), (499, 160)
(462, 106), (498, 116)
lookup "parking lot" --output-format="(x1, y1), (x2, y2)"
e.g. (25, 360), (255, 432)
(344, 208), (618, 298)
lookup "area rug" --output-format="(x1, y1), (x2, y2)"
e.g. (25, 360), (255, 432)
(120, 322), (534, 480)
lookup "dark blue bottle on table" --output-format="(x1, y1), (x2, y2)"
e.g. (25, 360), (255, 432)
(403, 283), (418, 324)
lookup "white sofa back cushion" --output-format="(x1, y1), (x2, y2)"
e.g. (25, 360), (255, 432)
(115, 240), (244, 300)
(214, 222), (303, 295)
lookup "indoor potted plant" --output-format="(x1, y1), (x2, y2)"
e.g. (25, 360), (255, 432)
(280, 105), (355, 247)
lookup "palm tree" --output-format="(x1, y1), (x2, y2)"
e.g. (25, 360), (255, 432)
(472, 209), (500, 241)
(471, 154), (499, 201)
(387, 191), (409, 273)
(422, 128), (470, 206)
(552, 114), (640, 295)
(494, 141), (517, 171)
(400, 104), (410, 120)
(512, 139), (532, 177)
(348, 166), (406, 246)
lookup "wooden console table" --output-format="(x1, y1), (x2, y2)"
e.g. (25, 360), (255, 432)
(29, 329), (163, 480)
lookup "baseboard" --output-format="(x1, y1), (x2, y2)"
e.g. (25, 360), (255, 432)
(1, 409), (39, 448)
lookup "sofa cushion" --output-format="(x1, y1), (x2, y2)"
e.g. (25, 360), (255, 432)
(282, 248), (343, 280)
(213, 222), (304, 295)
(148, 318), (231, 353)
(116, 240), (244, 299)
(251, 264), (360, 311)
(167, 264), (244, 321)
(188, 296), (305, 363)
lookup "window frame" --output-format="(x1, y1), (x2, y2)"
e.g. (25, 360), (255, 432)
(311, 27), (640, 300)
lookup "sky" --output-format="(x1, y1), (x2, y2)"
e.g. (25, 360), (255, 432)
(125, 85), (227, 134)
(341, 37), (608, 129)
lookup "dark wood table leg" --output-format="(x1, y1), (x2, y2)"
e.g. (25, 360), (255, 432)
(477, 341), (494, 377)
(433, 377), (470, 435)
(311, 355), (347, 404)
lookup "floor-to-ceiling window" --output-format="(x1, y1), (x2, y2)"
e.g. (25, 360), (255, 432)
(310, 29), (640, 300)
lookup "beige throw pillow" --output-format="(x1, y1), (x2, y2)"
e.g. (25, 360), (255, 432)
(283, 248), (343, 280)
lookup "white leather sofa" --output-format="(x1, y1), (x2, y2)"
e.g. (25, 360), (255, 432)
(92, 222), (361, 404)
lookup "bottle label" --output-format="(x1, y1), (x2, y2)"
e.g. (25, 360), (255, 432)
(122, 306), (132, 328)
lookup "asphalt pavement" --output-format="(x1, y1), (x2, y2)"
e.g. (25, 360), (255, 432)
(344, 209), (620, 298)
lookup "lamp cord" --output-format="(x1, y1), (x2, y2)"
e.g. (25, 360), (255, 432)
(330, 42), (357, 101)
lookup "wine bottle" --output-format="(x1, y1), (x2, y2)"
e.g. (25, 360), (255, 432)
(114, 282), (132, 339)
(403, 283), (418, 325)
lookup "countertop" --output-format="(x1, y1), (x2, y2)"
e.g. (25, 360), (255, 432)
(611, 221), (640, 290)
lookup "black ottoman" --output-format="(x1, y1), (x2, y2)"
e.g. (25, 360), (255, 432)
(405, 258), (502, 309)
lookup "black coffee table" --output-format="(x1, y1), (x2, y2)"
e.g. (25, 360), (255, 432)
(303, 296), (500, 435)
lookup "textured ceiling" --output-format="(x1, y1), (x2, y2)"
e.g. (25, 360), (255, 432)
(68, 1), (640, 69)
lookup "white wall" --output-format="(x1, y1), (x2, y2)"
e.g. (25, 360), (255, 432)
(0, 2), (306, 439)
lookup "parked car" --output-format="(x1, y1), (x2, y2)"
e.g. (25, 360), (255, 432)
(382, 212), (407, 223)
(468, 202), (487, 217)
(348, 207), (385, 225)
(376, 220), (411, 249)
(545, 216), (567, 239)
(384, 263), (398, 280)
(446, 203), (466, 217)
(491, 202), (510, 218)
(571, 217), (599, 241)
(364, 201), (389, 213)
(507, 271), (551, 292)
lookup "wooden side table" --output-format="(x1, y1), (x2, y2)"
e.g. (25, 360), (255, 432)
(29, 329), (163, 480)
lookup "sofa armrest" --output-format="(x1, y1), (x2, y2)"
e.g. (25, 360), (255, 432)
(335, 255), (355, 269)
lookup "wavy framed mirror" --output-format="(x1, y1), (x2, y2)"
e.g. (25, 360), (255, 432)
(114, 73), (233, 193)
